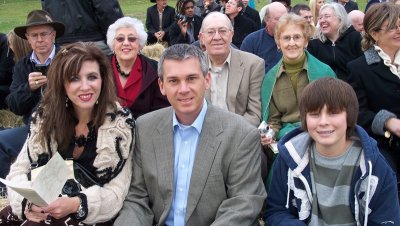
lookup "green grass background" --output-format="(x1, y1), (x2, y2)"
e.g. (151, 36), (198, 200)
(0, 0), (366, 34)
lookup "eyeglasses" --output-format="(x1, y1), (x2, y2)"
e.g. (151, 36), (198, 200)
(115, 36), (138, 43)
(26, 31), (53, 40)
(280, 34), (304, 43)
(318, 14), (334, 20)
(380, 25), (400, 32)
(204, 28), (231, 37)
(226, 1), (237, 6)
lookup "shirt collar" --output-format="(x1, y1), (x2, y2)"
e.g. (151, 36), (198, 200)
(173, 99), (208, 133)
(30, 44), (56, 65)
(208, 49), (232, 71)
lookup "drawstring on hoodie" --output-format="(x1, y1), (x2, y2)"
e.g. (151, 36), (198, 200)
(363, 160), (372, 226)
(286, 169), (291, 209)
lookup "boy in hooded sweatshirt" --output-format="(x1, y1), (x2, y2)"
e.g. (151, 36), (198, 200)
(264, 77), (400, 226)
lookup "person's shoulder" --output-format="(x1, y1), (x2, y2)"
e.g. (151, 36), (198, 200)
(234, 48), (264, 62)
(206, 105), (256, 130)
(136, 106), (173, 124)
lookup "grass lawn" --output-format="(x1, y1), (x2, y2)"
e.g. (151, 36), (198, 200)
(0, 0), (366, 34)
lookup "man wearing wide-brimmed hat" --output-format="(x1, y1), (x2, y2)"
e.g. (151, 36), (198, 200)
(0, 10), (64, 188)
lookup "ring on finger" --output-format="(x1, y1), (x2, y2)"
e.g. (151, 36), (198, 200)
(35, 81), (38, 85)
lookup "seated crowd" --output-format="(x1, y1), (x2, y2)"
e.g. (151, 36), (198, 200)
(0, 0), (399, 225)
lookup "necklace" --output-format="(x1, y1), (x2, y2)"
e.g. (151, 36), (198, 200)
(115, 58), (131, 78)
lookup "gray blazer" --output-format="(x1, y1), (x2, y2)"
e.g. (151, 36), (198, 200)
(205, 48), (265, 127)
(115, 104), (267, 226)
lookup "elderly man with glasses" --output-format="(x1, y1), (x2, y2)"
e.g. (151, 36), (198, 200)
(0, 10), (64, 188)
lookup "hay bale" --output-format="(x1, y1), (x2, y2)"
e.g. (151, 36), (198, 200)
(0, 198), (8, 209)
(141, 43), (166, 61)
(0, 110), (23, 128)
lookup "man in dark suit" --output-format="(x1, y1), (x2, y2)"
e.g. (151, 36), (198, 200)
(225, 0), (257, 48)
(241, 0), (261, 28)
(146, 0), (176, 45)
(169, 0), (203, 45)
(114, 44), (266, 226)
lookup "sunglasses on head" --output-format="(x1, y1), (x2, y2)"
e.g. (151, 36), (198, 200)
(115, 36), (138, 43)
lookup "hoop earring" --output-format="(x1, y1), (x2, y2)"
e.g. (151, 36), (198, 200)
(65, 96), (69, 108)
(96, 100), (99, 105)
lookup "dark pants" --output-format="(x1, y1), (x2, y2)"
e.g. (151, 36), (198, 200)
(0, 126), (29, 184)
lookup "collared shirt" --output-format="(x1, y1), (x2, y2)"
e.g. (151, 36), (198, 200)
(165, 100), (208, 226)
(208, 51), (231, 111)
(30, 44), (56, 65)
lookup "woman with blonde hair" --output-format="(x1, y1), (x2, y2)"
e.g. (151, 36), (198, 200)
(7, 30), (31, 62)
(260, 13), (335, 147)
(309, 0), (324, 25)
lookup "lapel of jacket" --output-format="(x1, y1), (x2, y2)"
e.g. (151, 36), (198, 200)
(226, 48), (244, 112)
(153, 109), (175, 219)
(371, 61), (400, 85)
(185, 106), (223, 222)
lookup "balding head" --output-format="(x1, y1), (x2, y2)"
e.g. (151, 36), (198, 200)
(265, 2), (288, 35)
(348, 10), (364, 32)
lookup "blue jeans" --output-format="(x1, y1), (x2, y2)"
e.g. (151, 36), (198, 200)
(0, 125), (29, 185)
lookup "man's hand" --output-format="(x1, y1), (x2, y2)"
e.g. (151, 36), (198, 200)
(177, 19), (188, 36)
(28, 72), (47, 91)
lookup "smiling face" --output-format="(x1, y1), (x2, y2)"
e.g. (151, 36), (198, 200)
(316, 0), (324, 11)
(113, 27), (140, 63)
(371, 19), (400, 54)
(64, 60), (102, 117)
(277, 23), (307, 61)
(318, 7), (340, 40)
(158, 58), (210, 125)
(199, 13), (233, 58)
(306, 105), (350, 156)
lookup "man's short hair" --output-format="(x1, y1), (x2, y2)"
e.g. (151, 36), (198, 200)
(299, 77), (359, 137)
(291, 4), (311, 15)
(158, 44), (209, 80)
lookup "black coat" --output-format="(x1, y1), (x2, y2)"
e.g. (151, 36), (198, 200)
(43, 0), (123, 44)
(241, 6), (261, 29)
(6, 55), (42, 124)
(347, 48), (400, 148)
(0, 33), (14, 109)
(169, 15), (203, 45)
(232, 14), (258, 48)
(146, 5), (175, 45)
(307, 26), (363, 81)
(111, 54), (170, 119)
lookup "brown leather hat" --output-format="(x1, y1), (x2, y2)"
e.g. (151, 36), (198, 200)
(14, 10), (65, 40)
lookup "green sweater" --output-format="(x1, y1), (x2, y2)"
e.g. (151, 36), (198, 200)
(261, 50), (336, 139)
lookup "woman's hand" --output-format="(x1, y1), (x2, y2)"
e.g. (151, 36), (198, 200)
(260, 134), (274, 146)
(385, 118), (400, 138)
(24, 203), (48, 222)
(42, 196), (80, 219)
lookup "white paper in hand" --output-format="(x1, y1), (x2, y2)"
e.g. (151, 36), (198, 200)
(0, 152), (69, 206)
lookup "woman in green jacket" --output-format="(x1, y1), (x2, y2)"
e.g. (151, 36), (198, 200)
(260, 13), (335, 147)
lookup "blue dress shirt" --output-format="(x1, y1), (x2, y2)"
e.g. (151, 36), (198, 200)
(165, 100), (208, 226)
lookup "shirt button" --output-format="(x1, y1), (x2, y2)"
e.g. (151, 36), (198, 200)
(179, 187), (183, 192)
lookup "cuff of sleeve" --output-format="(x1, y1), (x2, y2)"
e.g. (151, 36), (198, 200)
(371, 109), (397, 135)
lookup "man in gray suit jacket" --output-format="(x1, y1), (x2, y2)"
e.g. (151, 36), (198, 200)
(114, 44), (266, 226)
(198, 12), (265, 127)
